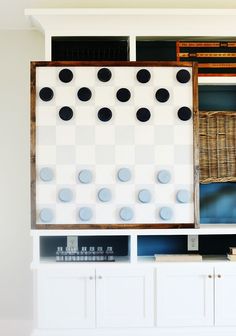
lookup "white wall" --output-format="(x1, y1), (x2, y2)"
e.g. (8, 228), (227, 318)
(0, 30), (44, 335)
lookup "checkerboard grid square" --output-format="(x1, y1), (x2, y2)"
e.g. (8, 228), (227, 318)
(55, 203), (77, 224)
(36, 106), (57, 126)
(95, 204), (116, 224)
(74, 67), (96, 87)
(36, 204), (56, 225)
(174, 165), (194, 185)
(36, 125), (56, 146)
(113, 67), (135, 86)
(36, 67), (57, 88)
(94, 86), (117, 106)
(134, 203), (156, 224)
(56, 145), (76, 165)
(36, 184), (57, 205)
(36, 145), (57, 165)
(174, 203), (194, 223)
(55, 164), (77, 185)
(76, 184), (96, 204)
(54, 85), (77, 107)
(56, 124), (76, 146)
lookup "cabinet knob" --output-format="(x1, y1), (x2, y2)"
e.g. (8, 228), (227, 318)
(89, 276), (94, 280)
(98, 275), (103, 279)
(217, 274), (221, 278)
(208, 275), (212, 279)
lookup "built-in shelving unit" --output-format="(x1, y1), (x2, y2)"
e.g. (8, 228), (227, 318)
(26, 8), (236, 336)
(31, 227), (236, 268)
(26, 6), (236, 255)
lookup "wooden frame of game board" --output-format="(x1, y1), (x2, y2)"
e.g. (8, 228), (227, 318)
(31, 61), (199, 229)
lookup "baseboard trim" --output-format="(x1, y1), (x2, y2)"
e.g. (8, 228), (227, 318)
(32, 326), (236, 336)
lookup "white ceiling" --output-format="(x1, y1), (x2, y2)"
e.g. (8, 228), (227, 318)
(2, 0), (236, 30)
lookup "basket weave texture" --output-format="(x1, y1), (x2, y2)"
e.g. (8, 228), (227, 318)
(199, 111), (236, 183)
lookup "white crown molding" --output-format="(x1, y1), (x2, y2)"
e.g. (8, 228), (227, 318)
(25, 8), (236, 37)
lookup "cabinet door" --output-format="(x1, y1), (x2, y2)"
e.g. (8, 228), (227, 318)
(96, 267), (154, 328)
(215, 264), (236, 326)
(156, 264), (214, 327)
(37, 269), (95, 329)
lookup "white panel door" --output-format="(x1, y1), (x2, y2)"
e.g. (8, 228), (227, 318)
(215, 264), (236, 326)
(156, 263), (214, 327)
(37, 269), (95, 329)
(96, 267), (154, 328)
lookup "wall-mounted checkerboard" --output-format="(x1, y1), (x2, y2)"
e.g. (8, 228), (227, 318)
(31, 61), (198, 228)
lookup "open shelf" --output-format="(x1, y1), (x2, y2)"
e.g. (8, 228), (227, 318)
(52, 36), (129, 61)
(37, 235), (130, 265)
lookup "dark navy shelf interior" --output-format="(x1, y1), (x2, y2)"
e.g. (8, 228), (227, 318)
(40, 236), (129, 258)
(52, 36), (129, 61)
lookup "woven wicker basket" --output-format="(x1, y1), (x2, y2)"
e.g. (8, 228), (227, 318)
(199, 111), (236, 183)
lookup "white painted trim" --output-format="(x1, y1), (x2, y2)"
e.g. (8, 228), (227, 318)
(24, 8), (236, 16)
(130, 234), (137, 263)
(31, 225), (236, 237)
(25, 8), (236, 38)
(129, 35), (136, 61)
(31, 326), (236, 336)
(44, 33), (51, 60)
(199, 77), (236, 85)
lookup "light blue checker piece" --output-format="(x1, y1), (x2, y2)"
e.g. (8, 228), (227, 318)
(119, 207), (134, 221)
(39, 167), (54, 182)
(176, 189), (191, 203)
(157, 170), (171, 184)
(117, 168), (131, 182)
(58, 188), (73, 202)
(138, 189), (151, 203)
(98, 188), (112, 202)
(159, 207), (173, 221)
(78, 169), (93, 184)
(39, 208), (53, 223)
(79, 207), (93, 221)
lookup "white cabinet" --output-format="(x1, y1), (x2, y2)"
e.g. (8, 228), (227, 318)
(156, 263), (236, 328)
(37, 269), (96, 329)
(215, 264), (236, 326)
(36, 262), (236, 333)
(37, 267), (154, 329)
(156, 264), (214, 327)
(96, 267), (154, 328)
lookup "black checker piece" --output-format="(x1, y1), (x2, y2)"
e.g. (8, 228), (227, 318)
(98, 108), (112, 122)
(136, 108), (151, 122)
(59, 106), (73, 121)
(116, 88), (131, 102)
(176, 69), (191, 84)
(77, 87), (92, 101)
(178, 106), (192, 121)
(136, 69), (151, 83)
(59, 69), (73, 83)
(155, 88), (170, 103)
(97, 68), (112, 82)
(39, 87), (54, 102)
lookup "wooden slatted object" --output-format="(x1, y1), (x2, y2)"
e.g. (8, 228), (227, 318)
(199, 111), (236, 183)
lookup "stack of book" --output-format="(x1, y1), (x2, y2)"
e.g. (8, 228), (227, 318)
(154, 254), (202, 262)
(227, 247), (236, 261)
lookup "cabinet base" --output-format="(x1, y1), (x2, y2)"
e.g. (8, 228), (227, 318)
(32, 327), (236, 336)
